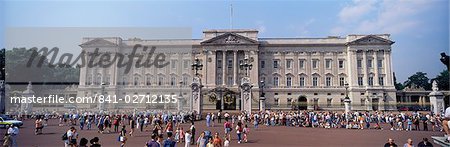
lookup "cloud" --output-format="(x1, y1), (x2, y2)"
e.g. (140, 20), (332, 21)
(338, 0), (377, 22)
(289, 19), (315, 37)
(332, 0), (434, 35)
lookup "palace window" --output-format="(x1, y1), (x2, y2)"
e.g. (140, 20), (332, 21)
(134, 76), (140, 86)
(287, 98), (292, 106)
(86, 75), (92, 85)
(217, 76), (222, 85)
(325, 59), (332, 69)
(182, 76), (188, 86)
(123, 77), (128, 85)
(379, 77), (384, 86)
(358, 76), (364, 86)
(158, 76), (164, 86)
(286, 59), (292, 69)
(286, 76), (292, 87)
(273, 76), (279, 87)
(339, 60), (344, 69)
(312, 77), (318, 87)
(227, 77), (233, 85)
(170, 76), (176, 86)
(339, 77), (345, 86)
(368, 76), (374, 86)
(217, 60), (222, 68)
(228, 59), (233, 68)
(361, 98), (366, 106)
(171, 60), (177, 69)
(146, 75), (152, 85)
(95, 74), (102, 85)
(260, 60), (265, 68)
(273, 60), (279, 69)
(327, 98), (332, 107)
(367, 59), (373, 68)
(274, 98), (279, 106)
(183, 60), (189, 69)
(299, 77), (305, 87)
(312, 60), (318, 69)
(357, 59), (362, 68)
(326, 77), (332, 87)
(378, 59), (383, 68)
(299, 60), (305, 69)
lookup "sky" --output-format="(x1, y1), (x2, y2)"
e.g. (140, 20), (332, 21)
(0, 0), (448, 82)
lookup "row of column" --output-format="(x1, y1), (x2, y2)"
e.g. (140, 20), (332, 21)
(221, 50), (239, 86)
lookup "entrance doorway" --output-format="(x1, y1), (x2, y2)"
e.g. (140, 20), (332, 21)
(297, 96), (308, 110)
(372, 98), (379, 111)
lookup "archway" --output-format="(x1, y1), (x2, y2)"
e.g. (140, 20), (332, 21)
(297, 95), (308, 110)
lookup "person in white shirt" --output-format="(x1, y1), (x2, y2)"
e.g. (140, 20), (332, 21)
(185, 130), (192, 147)
(443, 107), (450, 141)
(7, 125), (19, 147)
(64, 127), (75, 147)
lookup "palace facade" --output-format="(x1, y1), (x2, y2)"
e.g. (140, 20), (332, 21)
(76, 29), (397, 111)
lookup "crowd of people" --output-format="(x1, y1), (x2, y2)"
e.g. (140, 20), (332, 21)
(2, 108), (450, 147)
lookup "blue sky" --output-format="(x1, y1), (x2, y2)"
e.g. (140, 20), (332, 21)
(0, 0), (448, 82)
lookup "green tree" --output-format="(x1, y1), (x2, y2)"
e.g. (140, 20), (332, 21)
(433, 69), (449, 91)
(403, 72), (431, 90)
(393, 72), (404, 90)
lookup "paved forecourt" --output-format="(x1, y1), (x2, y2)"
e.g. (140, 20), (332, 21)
(1, 119), (441, 147)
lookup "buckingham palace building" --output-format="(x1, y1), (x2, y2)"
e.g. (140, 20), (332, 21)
(76, 29), (397, 112)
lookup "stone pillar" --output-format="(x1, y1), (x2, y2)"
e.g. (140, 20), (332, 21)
(233, 50), (238, 86)
(374, 51), (379, 86)
(240, 77), (253, 113)
(191, 77), (203, 118)
(344, 98), (351, 114)
(222, 51), (226, 85)
(430, 81), (445, 115)
(259, 97), (266, 111)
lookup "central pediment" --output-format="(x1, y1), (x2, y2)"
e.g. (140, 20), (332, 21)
(201, 32), (259, 45)
(347, 35), (394, 45)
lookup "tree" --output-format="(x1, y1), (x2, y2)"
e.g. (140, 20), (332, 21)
(403, 72), (431, 90)
(433, 69), (449, 91)
(393, 72), (404, 90)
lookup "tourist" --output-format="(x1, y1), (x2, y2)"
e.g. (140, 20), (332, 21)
(185, 130), (192, 147)
(119, 125), (127, 147)
(146, 133), (160, 147)
(70, 128), (79, 147)
(236, 121), (243, 143)
(35, 117), (43, 135)
(206, 113), (211, 127)
(213, 133), (222, 147)
(79, 115), (85, 130)
(243, 124), (249, 143)
(64, 127), (75, 147)
(223, 136), (230, 147)
(7, 125), (19, 147)
(417, 138), (433, 147)
(175, 127), (180, 143)
(206, 138), (214, 147)
(129, 116), (136, 136)
(164, 131), (176, 147)
(89, 137), (101, 147)
(79, 138), (88, 147)
(190, 122), (196, 145)
(384, 138), (398, 147)
(217, 111), (222, 123)
(180, 127), (185, 143)
(97, 116), (104, 134)
(443, 106), (450, 141)
(196, 132), (207, 147)
(403, 138), (414, 147)
(223, 119), (232, 140)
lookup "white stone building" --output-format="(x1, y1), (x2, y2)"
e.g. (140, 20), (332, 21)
(77, 29), (397, 111)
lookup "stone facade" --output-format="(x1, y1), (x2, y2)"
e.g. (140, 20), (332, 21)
(77, 29), (397, 111)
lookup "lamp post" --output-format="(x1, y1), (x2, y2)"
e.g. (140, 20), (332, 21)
(239, 56), (252, 77)
(191, 57), (203, 76)
(239, 56), (253, 113)
(98, 83), (106, 113)
(259, 80), (266, 111)
(191, 57), (203, 114)
(343, 82), (351, 114)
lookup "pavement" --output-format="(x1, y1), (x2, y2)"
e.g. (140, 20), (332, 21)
(0, 119), (442, 147)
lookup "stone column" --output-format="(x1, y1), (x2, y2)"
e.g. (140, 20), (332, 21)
(344, 98), (351, 114)
(21, 82), (34, 115)
(233, 50), (238, 86)
(362, 51), (368, 86)
(222, 51), (226, 85)
(430, 92), (445, 115)
(374, 50), (379, 86)
(192, 77), (203, 118)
